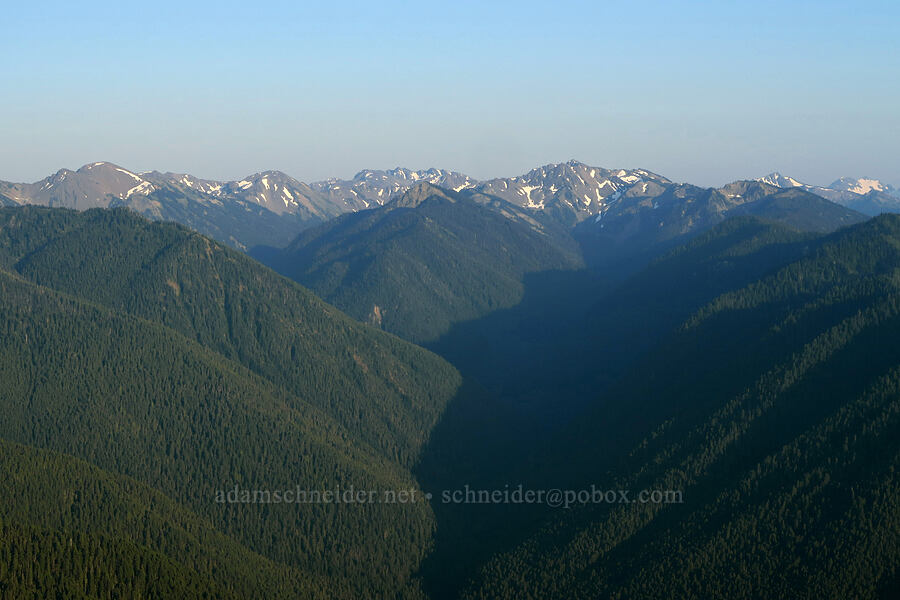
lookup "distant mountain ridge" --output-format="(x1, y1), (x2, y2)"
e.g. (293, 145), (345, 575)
(1, 161), (892, 251)
(756, 171), (900, 215)
(0, 162), (341, 250)
(308, 161), (674, 226)
(758, 172), (898, 195)
(0, 162), (344, 220)
(0, 162), (157, 210)
(574, 178), (866, 274)
(310, 167), (478, 211)
(4, 162), (894, 219)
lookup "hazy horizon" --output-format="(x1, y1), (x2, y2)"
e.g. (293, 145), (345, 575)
(3, 0), (898, 188)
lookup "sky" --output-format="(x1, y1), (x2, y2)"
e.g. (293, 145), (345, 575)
(2, 0), (898, 187)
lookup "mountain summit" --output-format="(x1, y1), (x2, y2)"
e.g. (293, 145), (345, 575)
(757, 172), (806, 188)
(828, 176), (897, 196)
(0, 162), (156, 209)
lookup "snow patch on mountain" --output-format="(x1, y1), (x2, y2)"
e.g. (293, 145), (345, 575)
(125, 181), (154, 198)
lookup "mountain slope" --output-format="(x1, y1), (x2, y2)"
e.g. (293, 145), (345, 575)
(727, 185), (868, 231)
(260, 184), (584, 343)
(414, 217), (823, 596)
(575, 181), (865, 274)
(0, 206), (459, 465)
(462, 214), (900, 599)
(0, 439), (331, 599)
(0, 206), (467, 597)
(0, 265), (444, 597)
(836, 190), (900, 217)
(114, 183), (314, 249)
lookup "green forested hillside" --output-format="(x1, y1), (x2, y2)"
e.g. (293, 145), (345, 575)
(261, 186), (583, 343)
(728, 185), (871, 232)
(430, 216), (816, 422)
(0, 206), (459, 465)
(461, 215), (900, 599)
(0, 439), (331, 600)
(0, 207), (463, 598)
(415, 217), (828, 596)
(0, 267), (437, 596)
(576, 216), (818, 372)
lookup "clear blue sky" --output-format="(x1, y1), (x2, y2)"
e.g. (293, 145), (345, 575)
(2, 0), (898, 187)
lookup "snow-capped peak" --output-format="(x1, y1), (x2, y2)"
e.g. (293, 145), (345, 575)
(829, 177), (892, 196)
(757, 173), (806, 188)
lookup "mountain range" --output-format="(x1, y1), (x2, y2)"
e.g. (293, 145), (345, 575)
(1, 161), (894, 251)
(758, 171), (900, 215)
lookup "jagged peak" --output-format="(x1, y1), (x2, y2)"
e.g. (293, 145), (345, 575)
(756, 172), (807, 188)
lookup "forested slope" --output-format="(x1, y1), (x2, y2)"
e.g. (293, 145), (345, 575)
(264, 186), (583, 343)
(0, 206), (460, 465)
(0, 207), (464, 598)
(463, 215), (900, 599)
(0, 439), (332, 600)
